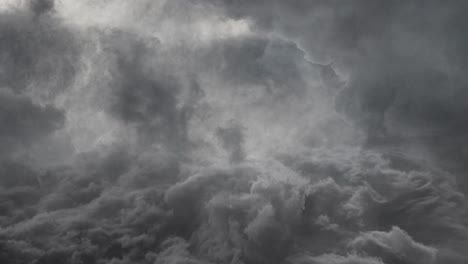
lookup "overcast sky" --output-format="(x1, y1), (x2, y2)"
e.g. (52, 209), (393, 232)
(1, 1), (468, 264)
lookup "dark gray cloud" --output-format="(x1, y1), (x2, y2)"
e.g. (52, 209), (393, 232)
(30, 0), (54, 16)
(87, 29), (207, 157)
(203, 0), (468, 136)
(216, 121), (245, 163)
(1, 1), (468, 264)
(0, 1), (80, 95)
(214, 4), (463, 128)
(0, 89), (64, 156)
(202, 0), (468, 208)
(349, 226), (437, 264)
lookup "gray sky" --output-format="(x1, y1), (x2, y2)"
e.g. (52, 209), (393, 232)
(1, 1), (468, 263)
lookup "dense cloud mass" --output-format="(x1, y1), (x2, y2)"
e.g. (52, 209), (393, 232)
(1, 0), (468, 263)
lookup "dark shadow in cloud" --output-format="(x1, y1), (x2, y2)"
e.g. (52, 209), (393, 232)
(99, 30), (204, 156)
(0, 90), (64, 157)
(216, 121), (245, 163)
(0, 4), (80, 96)
(202, 36), (313, 100)
(30, 0), (55, 16)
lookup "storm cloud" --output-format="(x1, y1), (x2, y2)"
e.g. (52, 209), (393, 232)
(1, 0), (468, 264)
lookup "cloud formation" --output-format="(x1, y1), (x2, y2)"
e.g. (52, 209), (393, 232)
(1, 0), (468, 264)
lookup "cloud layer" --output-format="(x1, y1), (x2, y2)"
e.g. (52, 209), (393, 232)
(1, 1), (468, 264)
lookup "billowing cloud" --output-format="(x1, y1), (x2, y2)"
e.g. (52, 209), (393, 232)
(1, 1), (468, 264)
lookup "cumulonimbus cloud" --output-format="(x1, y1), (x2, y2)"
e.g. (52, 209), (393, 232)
(1, 1), (468, 264)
